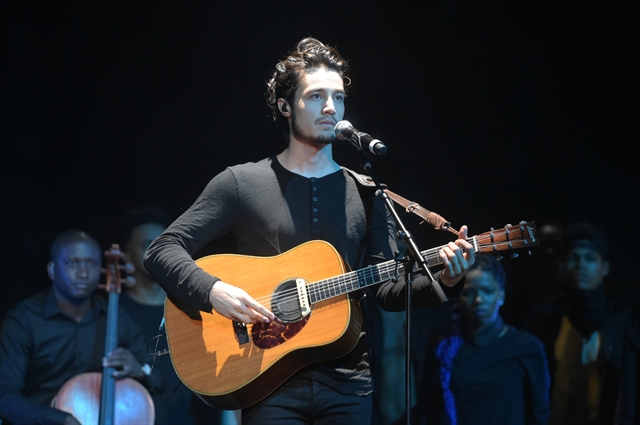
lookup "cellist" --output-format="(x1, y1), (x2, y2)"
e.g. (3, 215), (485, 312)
(0, 229), (147, 425)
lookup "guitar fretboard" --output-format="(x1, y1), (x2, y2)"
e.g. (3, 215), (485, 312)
(303, 221), (537, 304)
(306, 240), (469, 304)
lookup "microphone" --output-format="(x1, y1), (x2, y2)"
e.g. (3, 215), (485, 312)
(334, 120), (387, 155)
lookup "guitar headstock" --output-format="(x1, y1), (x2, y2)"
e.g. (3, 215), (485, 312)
(473, 221), (539, 257)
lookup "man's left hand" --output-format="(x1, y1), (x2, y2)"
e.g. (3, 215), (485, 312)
(103, 347), (144, 379)
(439, 225), (475, 287)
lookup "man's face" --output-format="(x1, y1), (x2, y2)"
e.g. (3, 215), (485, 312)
(289, 67), (345, 145)
(460, 269), (505, 328)
(563, 244), (610, 290)
(126, 222), (165, 278)
(48, 240), (102, 304)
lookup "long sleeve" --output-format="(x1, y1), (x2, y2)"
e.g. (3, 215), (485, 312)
(376, 270), (462, 311)
(0, 314), (71, 425)
(144, 168), (240, 312)
(523, 337), (552, 425)
(616, 307), (639, 425)
(369, 192), (464, 311)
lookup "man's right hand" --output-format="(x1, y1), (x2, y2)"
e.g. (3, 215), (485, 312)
(209, 281), (275, 324)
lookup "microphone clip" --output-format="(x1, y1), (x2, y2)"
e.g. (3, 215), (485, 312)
(335, 120), (387, 156)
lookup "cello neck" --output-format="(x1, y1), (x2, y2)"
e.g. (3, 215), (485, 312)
(99, 245), (126, 425)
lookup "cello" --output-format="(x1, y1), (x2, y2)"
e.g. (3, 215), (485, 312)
(52, 244), (155, 424)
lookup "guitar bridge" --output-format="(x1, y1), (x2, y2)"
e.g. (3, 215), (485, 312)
(295, 278), (311, 318)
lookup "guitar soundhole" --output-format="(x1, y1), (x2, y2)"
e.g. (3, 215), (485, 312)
(250, 279), (311, 349)
(251, 316), (310, 349)
(270, 279), (306, 323)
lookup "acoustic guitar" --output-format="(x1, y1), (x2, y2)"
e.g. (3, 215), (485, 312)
(164, 221), (539, 410)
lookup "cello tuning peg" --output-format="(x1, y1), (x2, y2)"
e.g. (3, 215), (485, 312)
(123, 262), (135, 275)
(124, 276), (136, 289)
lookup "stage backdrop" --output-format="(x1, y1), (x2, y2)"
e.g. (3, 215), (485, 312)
(1, 1), (638, 316)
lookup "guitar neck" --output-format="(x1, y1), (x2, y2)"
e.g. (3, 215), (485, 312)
(306, 220), (539, 304)
(306, 240), (464, 304)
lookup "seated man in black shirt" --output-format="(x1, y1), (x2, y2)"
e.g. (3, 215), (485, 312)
(0, 229), (148, 425)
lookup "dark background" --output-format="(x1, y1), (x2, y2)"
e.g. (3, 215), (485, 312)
(1, 1), (638, 318)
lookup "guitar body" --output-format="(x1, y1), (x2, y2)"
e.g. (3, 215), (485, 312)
(164, 221), (540, 410)
(164, 240), (362, 410)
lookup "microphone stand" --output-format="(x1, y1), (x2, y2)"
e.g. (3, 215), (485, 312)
(356, 150), (447, 425)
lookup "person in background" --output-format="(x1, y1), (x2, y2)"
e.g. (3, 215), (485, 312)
(524, 221), (633, 425)
(418, 254), (550, 425)
(117, 206), (239, 424)
(0, 229), (147, 425)
(615, 295), (639, 425)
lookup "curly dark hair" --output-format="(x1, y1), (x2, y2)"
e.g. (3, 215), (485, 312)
(265, 37), (350, 142)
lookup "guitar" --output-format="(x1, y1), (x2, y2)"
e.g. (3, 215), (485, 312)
(164, 222), (539, 410)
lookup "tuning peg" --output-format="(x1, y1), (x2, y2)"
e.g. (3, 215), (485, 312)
(510, 252), (519, 259)
(527, 250), (532, 256)
(123, 262), (135, 275)
(124, 275), (136, 289)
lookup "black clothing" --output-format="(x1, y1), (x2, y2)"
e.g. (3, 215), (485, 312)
(415, 307), (550, 425)
(615, 305), (640, 425)
(449, 317), (550, 425)
(144, 156), (455, 402)
(242, 377), (373, 425)
(523, 284), (633, 424)
(120, 293), (214, 425)
(0, 289), (146, 425)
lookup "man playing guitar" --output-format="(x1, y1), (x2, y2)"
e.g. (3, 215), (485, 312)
(144, 37), (474, 424)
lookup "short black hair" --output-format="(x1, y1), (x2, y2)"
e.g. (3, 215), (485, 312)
(50, 229), (100, 261)
(562, 221), (608, 260)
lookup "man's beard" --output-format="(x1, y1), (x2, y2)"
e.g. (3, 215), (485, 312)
(291, 113), (336, 145)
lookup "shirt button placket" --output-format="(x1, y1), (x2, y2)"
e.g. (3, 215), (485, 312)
(311, 178), (320, 235)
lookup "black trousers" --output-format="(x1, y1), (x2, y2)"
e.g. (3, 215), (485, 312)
(242, 377), (373, 425)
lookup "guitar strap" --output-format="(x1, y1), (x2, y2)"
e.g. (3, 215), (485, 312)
(342, 167), (378, 270)
(342, 167), (458, 238)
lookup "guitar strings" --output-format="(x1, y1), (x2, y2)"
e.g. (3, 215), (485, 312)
(248, 232), (525, 310)
(248, 235), (522, 309)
